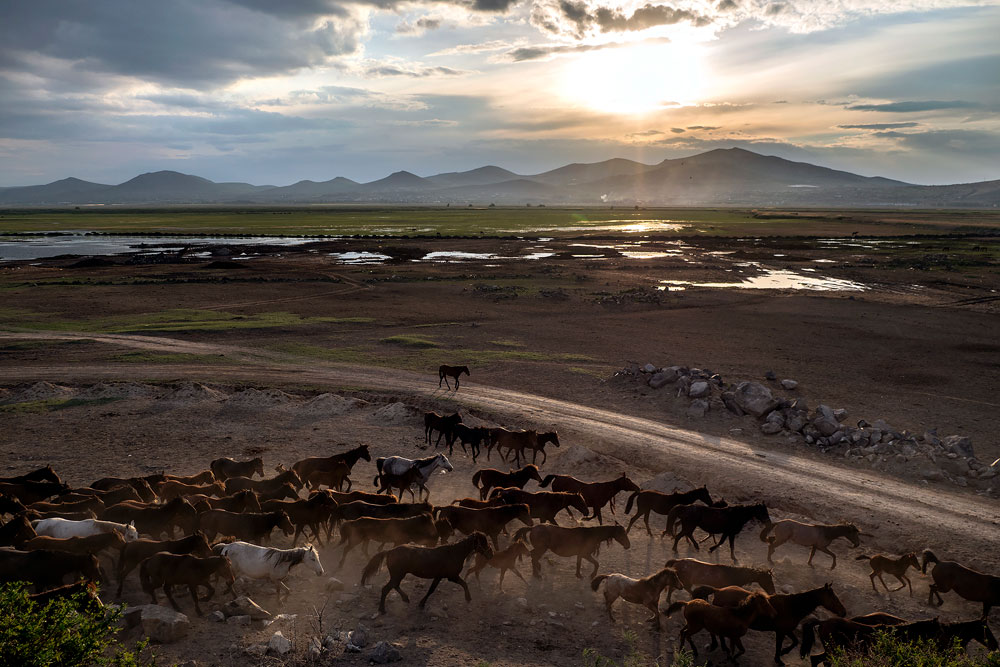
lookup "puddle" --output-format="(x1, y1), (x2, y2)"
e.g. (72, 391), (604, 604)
(329, 251), (391, 264)
(620, 251), (675, 259)
(657, 264), (867, 292)
(813, 259), (836, 263)
(0, 234), (321, 262)
(501, 220), (687, 234)
(421, 251), (497, 261)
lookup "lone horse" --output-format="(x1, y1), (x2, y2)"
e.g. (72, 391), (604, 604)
(438, 365), (470, 391)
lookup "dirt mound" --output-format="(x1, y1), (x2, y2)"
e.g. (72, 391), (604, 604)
(225, 387), (295, 408)
(300, 393), (368, 416)
(3, 381), (75, 404)
(163, 382), (225, 403)
(369, 402), (423, 426)
(639, 470), (691, 493)
(77, 381), (159, 400)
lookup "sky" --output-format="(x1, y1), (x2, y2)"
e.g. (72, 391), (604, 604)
(1, 0), (998, 186)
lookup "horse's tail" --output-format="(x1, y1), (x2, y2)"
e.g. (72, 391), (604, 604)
(665, 506), (680, 537)
(471, 470), (483, 489)
(513, 527), (532, 544)
(800, 619), (820, 658)
(360, 550), (389, 585)
(759, 521), (775, 542)
(590, 574), (609, 592)
(921, 549), (938, 574)
(664, 601), (688, 617)
(625, 491), (640, 514)
(539, 475), (555, 488)
(689, 585), (718, 601)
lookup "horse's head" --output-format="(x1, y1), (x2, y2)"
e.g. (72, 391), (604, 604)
(358, 445), (372, 462)
(746, 592), (777, 621)
(525, 465), (543, 483)
(613, 525), (631, 549)
(819, 583), (847, 617)
(305, 545), (325, 576)
(435, 518), (454, 542)
(842, 524), (861, 548)
(757, 568), (776, 595)
(514, 504), (533, 526)
(903, 553), (921, 572)
(216, 555), (237, 590)
(191, 532), (213, 557)
(471, 531), (493, 559)
(108, 530), (127, 550)
(436, 454), (454, 472)
(276, 511), (295, 536)
(283, 469), (305, 490)
(753, 504), (771, 525)
(656, 567), (682, 590)
(617, 474), (639, 493)
(543, 432), (560, 448)
(461, 366), (470, 377)
(122, 522), (139, 542)
(252, 458), (265, 477)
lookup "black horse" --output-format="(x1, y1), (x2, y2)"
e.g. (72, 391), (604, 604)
(665, 502), (771, 563)
(438, 365), (470, 391)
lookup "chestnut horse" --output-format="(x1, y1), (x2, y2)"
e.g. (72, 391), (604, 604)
(473, 464), (543, 501)
(855, 552), (921, 595)
(361, 531), (492, 614)
(666, 593), (777, 660)
(515, 524), (630, 579)
(540, 473), (639, 524)
(922, 549), (1000, 619)
(624, 486), (723, 535)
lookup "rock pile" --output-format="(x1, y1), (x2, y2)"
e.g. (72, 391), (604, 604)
(613, 363), (996, 495)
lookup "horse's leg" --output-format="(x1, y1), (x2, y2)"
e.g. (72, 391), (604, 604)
(982, 602), (991, 621)
(530, 550), (543, 578)
(807, 546), (817, 567)
(418, 577), (442, 608)
(163, 583), (181, 612)
(728, 533), (738, 563)
(902, 574), (912, 596)
(378, 579), (396, 614)
(575, 555), (583, 578)
(604, 592), (616, 621)
(818, 546), (837, 570)
(189, 584), (204, 616)
(870, 571), (880, 592)
(585, 554), (600, 580)
(448, 575), (472, 602)
(778, 630), (798, 660)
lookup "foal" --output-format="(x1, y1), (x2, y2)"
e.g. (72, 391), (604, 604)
(855, 552), (921, 595)
(139, 552), (235, 616)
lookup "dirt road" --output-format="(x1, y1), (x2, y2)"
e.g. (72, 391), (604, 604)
(3, 329), (998, 563)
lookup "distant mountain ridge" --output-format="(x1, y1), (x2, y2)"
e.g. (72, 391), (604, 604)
(1, 149), (996, 207)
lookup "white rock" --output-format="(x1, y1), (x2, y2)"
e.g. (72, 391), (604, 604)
(124, 605), (190, 643)
(267, 631), (292, 656)
(780, 379), (798, 390)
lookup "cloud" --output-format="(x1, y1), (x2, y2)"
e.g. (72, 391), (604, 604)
(505, 36), (669, 61)
(533, 0), (708, 37)
(846, 100), (982, 112)
(362, 63), (471, 77)
(670, 127), (686, 133)
(838, 122), (920, 130)
(428, 40), (520, 56)
(395, 16), (443, 34)
(628, 129), (665, 137)
(686, 125), (721, 130)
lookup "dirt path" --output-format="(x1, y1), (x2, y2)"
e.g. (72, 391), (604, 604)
(3, 329), (998, 562)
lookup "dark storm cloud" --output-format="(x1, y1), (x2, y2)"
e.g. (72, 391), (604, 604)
(846, 100), (982, 113)
(838, 122), (919, 130)
(594, 4), (710, 31)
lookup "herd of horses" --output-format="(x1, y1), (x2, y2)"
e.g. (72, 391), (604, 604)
(1, 406), (998, 665)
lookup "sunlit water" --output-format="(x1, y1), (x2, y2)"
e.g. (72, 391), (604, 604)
(0, 234), (320, 261)
(658, 264), (867, 292)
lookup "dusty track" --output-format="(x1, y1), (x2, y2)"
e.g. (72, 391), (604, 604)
(2, 329), (998, 562)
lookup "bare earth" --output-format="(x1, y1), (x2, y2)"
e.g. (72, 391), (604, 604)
(1, 227), (999, 665)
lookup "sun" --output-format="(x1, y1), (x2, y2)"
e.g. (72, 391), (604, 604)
(561, 41), (705, 114)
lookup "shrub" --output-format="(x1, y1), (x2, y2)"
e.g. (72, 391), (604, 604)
(0, 582), (154, 667)
(828, 630), (1000, 667)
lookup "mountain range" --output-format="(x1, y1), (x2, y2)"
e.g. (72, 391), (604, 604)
(1, 148), (997, 207)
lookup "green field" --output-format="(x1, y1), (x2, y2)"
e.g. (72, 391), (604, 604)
(3, 206), (993, 237)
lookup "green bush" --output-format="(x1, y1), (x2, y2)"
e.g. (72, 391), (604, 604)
(829, 630), (1000, 667)
(0, 582), (154, 667)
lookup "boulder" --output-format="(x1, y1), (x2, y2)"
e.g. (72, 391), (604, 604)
(368, 641), (403, 664)
(347, 624), (370, 650)
(721, 391), (744, 416)
(124, 605), (190, 643)
(923, 431), (942, 447)
(761, 422), (782, 435)
(222, 596), (271, 620)
(688, 381), (710, 399)
(733, 382), (779, 418)
(267, 631), (292, 656)
(686, 399), (709, 418)
(648, 372), (672, 389)
(833, 408), (848, 421)
(786, 412), (807, 433)
(780, 379), (798, 390)
(207, 610), (225, 623)
(943, 435), (974, 459)
(642, 363), (657, 374)
(811, 406), (841, 437)
(226, 615), (250, 627)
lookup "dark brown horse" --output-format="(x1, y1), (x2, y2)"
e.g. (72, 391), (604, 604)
(186, 489), (262, 514)
(493, 429), (560, 466)
(489, 487), (589, 524)
(116, 532), (213, 596)
(0, 515), (37, 547)
(466, 538), (530, 591)
(158, 480), (226, 501)
(515, 524), (630, 579)
(361, 531), (492, 614)
(624, 486), (723, 535)
(0, 548), (104, 591)
(0, 494), (27, 517)
(92, 475), (163, 498)
(425, 411), (462, 448)
(224, 469), (302, 496)
(699, 583), (847, 664)
(209, 457), (264, 481)
(139, 552), (235, 616)
(336, 514), (452, 567)
(450, 424), (491, 461)
(434, 504), (532, 549)
(800, 617), (942, 667)
(29, 580), (103, 610)
(374, 465), (430, 502)
(0, 466), (62, 485)
(666, 502), (772, 563)
(102, 497), (198, 539)
(197, 510), (294, 543)
(855, 552), (921, 595)
(23, 531), (126, 557)
(541, 473), (639, 524)
(472, 464), (543, 501)
(302, 460), (352, 492)
(261, 492), (338, 545)
(666, 593), (777, 660)
(438, 364), (470, 391)
(0, 480), (69, 505)
(159, 470), (216, 487)
(922, 549), (1000, 619)
(59, 485), (143, 506)
(291, 444), (371, 484)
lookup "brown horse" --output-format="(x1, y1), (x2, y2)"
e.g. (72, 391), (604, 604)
(224, 469), (302, 496)
(23, 532), (125, 557)
(139, 552), (235, 616)
(102, 497), (199, 539)
(472, 465), (543, 501)
(666, 593), (777, 660)
(434, 504), (532, 549)
(0, 515), (37, 547)
(186, 489), (262, 514)
(624, 486), (724, 535)
(321, 489), (396, 506)
(158, 480), (226, 501)
(0, 466), (62, 485)
(855, 552), (921, 595)
(515, 524), (630, 579)
(92, 474), (164, 496)
(455, 497), (507, 510)
(666, 559), (776, 599)
(489, 487), (589, 524)
(336, 514), (452, 567)
(361, 531), (492, 614)
(28, 496), (106, 516)
(0, 480), (70, 505)
(29, 580), (103, 610)
(666, 502), (772, 563)
(0, 494), (27, 517)
(374, 465), (430, 502)
(541, 473), (639, 524)
(160, 470), (216, 487)
(59, 485), (143, 506)
(466, 538), (530, 591)
(450, 424), (492, 461)
(291, 445), (371, 485)
(261, 493), (339, 545)
(438, 364), (470, 391)
(302, 461), (352, 492)
(699, 583), (847, 664)
(116, 532), (213, 596)
(209, 457), (264, 481)
(850, 612), (906, 626)
(592, 567), (683, 625)
(197, 510), (294, 543)
(493, 429), (560, 466)
(922, 550), (1000, 619)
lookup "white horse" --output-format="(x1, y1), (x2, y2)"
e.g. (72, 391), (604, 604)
(214, 541), (324, 603)
(32, 517), (139, 542)
(374, 454), (453, 500)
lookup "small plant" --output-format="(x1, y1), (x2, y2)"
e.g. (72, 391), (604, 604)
(828, 630), (1000, 667)
(0, 582), (155, 667)
(583, 630), (661, 667)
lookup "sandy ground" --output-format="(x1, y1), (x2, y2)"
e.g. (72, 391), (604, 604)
(1, 229), (999, 665)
